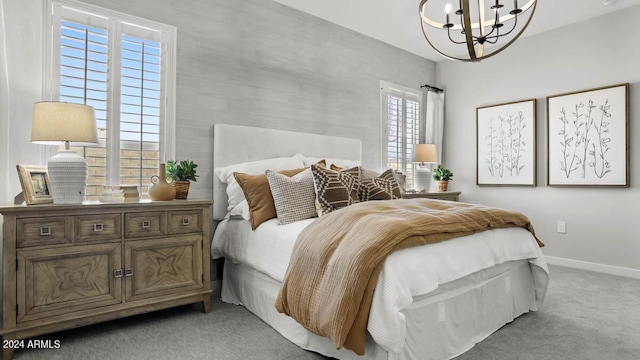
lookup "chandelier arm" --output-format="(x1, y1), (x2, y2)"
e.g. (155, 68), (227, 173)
(486, 14), (519, 41)
(447, 28), (469, 45)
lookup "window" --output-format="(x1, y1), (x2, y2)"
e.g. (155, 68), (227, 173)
(44, 0), (176, 200)
(381, 82), (422, 189)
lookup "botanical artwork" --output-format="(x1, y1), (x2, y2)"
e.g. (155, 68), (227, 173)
(547, 84), (629, 186)
(476, 99), (536, 186)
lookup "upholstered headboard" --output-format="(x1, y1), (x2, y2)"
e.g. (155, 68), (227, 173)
(212, 124), (362, 220)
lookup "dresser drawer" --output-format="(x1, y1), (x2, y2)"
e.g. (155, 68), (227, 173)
(167, 210), (202, 234)
(17, 217), (73, 248)
(125, 212), (166, 238)
(75, 214), (122, 242)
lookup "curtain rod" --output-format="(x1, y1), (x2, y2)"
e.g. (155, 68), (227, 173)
(420, 84), (444, 93)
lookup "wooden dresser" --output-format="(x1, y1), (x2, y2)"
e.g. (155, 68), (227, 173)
(402, 191), (461, 202)
(0, 200), (212, 360)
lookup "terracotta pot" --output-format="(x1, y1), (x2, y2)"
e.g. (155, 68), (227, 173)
(172, 181), (190, 200)
(436, 180), (449, 192)
(148, 164), (176, 201)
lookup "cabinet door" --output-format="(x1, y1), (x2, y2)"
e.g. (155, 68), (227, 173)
(17, 243), (122, 323)
(124, 235), (203, 302)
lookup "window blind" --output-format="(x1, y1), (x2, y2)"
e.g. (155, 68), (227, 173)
(47, 1), (175, 201)
(119, 35), (161, 195)
(383, 85), (421, 189)
(59, 20), (109, 200)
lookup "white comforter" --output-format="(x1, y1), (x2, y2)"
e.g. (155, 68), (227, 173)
(212, 217), (549, 354)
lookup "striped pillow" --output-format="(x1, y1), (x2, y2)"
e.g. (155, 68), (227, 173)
(358, 169), (402, 201)
(311, 164), (360, 216)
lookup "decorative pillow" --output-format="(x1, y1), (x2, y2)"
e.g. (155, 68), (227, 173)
(359, 169), (402, 201)
(214, 156), (304, 212)
(234, 168), (305, 229)
(311, 164), (360, 216)
(294, 154), (361, 169)
(359, 179), (393, 201)
(266, 169), (317, 225)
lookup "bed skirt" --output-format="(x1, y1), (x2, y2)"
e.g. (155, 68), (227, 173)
(221, 259), (539, 360)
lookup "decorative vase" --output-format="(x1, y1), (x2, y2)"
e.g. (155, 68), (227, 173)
(437, 180), (449, 192)
(173, 181), (190, 200)
(148, 164), (176, 201)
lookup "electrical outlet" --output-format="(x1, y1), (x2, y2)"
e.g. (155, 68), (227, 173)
(557, 221), (566, 234)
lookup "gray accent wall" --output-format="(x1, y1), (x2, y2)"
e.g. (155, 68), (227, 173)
(437, 5), (640, 272)
(78, 0), (436, 200)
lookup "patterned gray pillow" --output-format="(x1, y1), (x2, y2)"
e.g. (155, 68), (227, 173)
(311, 164), (360, 216)
(266, 168), (317, 225)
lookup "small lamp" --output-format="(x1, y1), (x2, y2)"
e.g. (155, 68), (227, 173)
(31, 102), (98, 204)
(413, 143), (437, 165)
(412, 143), (437, 191)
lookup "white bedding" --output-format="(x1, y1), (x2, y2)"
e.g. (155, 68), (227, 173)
(212, 216), (549, 354)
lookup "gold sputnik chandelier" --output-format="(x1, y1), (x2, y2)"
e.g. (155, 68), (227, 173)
(419, 0), (537, 62)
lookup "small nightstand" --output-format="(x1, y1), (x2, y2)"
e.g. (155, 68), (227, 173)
(402, 191), (461, 202)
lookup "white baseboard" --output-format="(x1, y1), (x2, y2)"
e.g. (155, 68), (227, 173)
(545, 256), (640, 280)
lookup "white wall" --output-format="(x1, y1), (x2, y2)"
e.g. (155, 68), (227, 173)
(437, 6), (640, 272)
(0, 0), (48, 205)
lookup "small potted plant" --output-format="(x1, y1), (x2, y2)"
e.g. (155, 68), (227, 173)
(166, 159), (198, 199)
(432, 164), (453, 192)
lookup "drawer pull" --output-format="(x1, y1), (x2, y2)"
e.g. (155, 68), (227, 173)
(39, 226), (52, 236)
(142, 220), (151, 229)
(125, 268), (133, 277)
(182, 217), (190, 226)
(93, 223), (104, 232)
(114, 269), (123, 278)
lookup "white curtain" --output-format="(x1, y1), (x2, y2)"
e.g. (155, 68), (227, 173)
(424, 90), (445, 164)
(419, 89), (445, 191)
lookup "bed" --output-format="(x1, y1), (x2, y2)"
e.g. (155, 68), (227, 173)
(211, 124), (549, 360)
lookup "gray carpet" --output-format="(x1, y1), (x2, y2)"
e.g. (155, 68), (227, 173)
(12, 265), (640, 360)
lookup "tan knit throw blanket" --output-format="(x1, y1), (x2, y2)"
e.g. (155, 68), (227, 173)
(275, 199), (542, 355)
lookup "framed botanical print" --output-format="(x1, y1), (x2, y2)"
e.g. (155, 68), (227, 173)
(16, 165), (53, 205)
(547, 83), (629, 186)
(476, 99), (537, 186)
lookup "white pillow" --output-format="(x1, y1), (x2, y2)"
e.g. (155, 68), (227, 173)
(293, 153), (361, 168)
(214, 156), (304, 212)
(227, 199), (250, 220)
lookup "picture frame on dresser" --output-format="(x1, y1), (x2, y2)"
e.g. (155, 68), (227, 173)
(546, 83), (630, 187)
(476, 99), (537, 186)
(16, 165), (53, 205)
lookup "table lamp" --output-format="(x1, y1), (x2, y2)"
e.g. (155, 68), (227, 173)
(31, 102), (98, 204)
(413, 143), (437, 191)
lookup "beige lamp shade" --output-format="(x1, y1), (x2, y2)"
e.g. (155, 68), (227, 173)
(413, 143), (437, 163)
(31, 102), (98, 145)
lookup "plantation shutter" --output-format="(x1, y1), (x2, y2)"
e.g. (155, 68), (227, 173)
(49, 2), (174, 200)
(382, 85), (421, 189)
(55, 10), (110, 200)
(118, 23), (164, 196)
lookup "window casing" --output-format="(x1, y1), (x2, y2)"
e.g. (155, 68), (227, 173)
(43, 0), (176, 200)
(381, 82), (422, 190)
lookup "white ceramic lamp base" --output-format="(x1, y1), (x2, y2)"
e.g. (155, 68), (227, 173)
(414, 168), (432, 192)
(47, 149), (88, 204)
